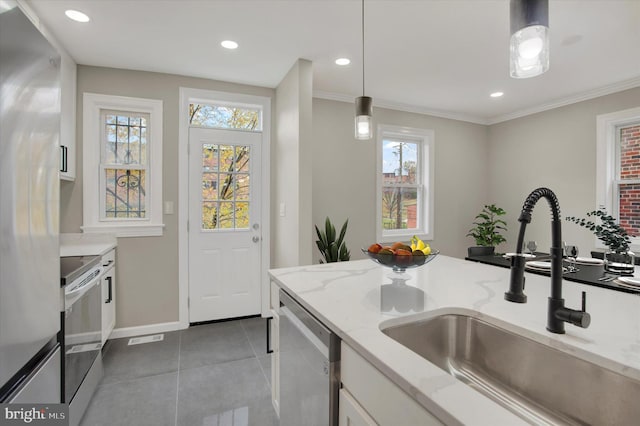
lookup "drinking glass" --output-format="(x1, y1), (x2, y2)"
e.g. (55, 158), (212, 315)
(525, 241), (537, 255)
(565, 245), (579, 272)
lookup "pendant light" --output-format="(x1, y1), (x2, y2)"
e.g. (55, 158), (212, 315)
(355, 0), (373, 140)
(510, 0), (549, 78)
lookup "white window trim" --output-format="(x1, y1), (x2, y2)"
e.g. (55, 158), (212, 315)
(82, 93), (164, 237)
(596, 106), (640, 251)
(376, 124), (435, 243)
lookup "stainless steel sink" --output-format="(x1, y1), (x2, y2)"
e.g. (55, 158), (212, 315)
(381, 313), (640, 425)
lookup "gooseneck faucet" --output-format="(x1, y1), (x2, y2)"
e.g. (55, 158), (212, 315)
(505, 188), (591, 334)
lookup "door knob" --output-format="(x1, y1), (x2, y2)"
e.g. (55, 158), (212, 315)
(252, 236), (260, 243)
(252, 223), (260, 230)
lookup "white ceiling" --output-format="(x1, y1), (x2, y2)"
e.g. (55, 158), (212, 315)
(26, 0), (640, 124)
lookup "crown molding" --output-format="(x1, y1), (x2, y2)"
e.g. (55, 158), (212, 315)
(313, 90), (489, 125)
(487, 76), (640, 124)
(315, 76), (640, 127)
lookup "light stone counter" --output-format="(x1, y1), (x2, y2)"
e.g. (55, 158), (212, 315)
(60, 233), (117, 257)
(268, 255), (640, 425)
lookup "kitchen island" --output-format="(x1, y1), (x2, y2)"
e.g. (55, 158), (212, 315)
(268, 255), (640, 425)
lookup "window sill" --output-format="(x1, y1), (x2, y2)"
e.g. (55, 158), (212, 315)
(81, 224), (165, 238)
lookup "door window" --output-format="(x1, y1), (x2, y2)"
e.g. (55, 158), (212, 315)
(201, 144), (251, 230)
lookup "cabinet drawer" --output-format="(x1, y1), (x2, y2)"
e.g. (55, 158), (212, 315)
(341, 343), (442, 426)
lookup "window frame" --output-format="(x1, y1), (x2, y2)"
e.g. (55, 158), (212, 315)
(376, 124), (435, 243)
(83, 93), (164, 237)
(596, 106), (640, 251)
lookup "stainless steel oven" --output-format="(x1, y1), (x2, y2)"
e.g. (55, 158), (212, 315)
(60, 256), (104, 426)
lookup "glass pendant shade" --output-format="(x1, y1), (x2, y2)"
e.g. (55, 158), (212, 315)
(510, 0), (549, 78)
(355, 96), (373, 140)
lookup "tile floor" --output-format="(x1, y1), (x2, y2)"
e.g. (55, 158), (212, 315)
(80, 317), (277, 426)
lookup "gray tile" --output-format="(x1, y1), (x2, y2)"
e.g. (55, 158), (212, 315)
(179, 321), (254, 370)
(240, 316), (269, 355)
(257, 355), (272, 386)
(176, 358), (277, 426)
(80, 372), (177, 426)
(102, 331), (180, 385)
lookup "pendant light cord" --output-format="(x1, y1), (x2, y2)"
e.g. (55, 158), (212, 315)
(362, 0), (365, 96)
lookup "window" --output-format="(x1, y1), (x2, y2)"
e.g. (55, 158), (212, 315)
(83, 93), (163, 237)
(200, 144), (251, 230)
(596, 107), (640, 250)
(102, 111), (148, 219)
(376, 125), (434, 242)
(189, 102), (261, 131)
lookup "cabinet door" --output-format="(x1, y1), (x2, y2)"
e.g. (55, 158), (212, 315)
(339, 389), (377, 426)
(341, 344), (443, 426)
(269, 281), (280, 416)
(101, 267), (115, 345)
(59, 53), (76, 181)
(270, 309), (280, 416)
(100, 249), (116, 345)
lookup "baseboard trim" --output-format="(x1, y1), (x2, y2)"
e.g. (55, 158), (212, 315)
(109, 321), (184, 340)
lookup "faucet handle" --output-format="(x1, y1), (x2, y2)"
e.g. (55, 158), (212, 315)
(551, 291), (591, 331)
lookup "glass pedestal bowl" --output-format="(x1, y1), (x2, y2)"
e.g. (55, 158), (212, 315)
(362, 248), (440, 273)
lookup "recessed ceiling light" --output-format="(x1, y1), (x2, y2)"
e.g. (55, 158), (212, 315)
(335, 58), (351, 66)
(490, 92), (504, 98)
(0, 1), (17, 13)
(221, 40), (239, 50)
(65, 10), (90, 23)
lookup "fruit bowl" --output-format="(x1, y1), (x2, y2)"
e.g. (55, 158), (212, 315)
(362, 248), (440, 272)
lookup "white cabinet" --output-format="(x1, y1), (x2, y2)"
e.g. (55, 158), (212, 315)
(100, 249), (116, 345)
(59, 52), (76, 181)
(17, 0), (77, 180)
(339, 388), (377, 426)
(269, 281), (280, 416)
(340, 343), (443, 426)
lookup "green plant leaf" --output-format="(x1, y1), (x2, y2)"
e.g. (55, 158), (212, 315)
(336, 219), (348, 247)
(328, 242), (338, 262)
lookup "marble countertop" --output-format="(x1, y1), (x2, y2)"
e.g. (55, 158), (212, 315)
(268, 255), (640, 425)
(60, 233), (117, 257)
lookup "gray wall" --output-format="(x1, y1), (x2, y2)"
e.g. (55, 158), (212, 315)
(61, 65), (274, 328)
(312, 98), (491, 260)
(273, 59), (313, 267)
(61, 64), (640, 330)
(488, 86), (640, 254)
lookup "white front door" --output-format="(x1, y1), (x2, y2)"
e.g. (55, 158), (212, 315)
(188, 127), (262, 322)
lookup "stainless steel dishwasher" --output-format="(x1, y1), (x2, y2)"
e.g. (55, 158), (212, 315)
(279, 289), (340, 426)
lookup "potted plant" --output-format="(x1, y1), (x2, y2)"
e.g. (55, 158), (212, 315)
(466, 204), (507, 256)
(566, 209), (635, 273)
(315, 217), (350, 263)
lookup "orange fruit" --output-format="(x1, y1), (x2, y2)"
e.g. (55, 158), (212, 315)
(391, 241), (406, 250)
(368, 243), (383, 253)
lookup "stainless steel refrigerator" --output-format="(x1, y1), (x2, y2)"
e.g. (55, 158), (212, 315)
(0, 2), (62, 403)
